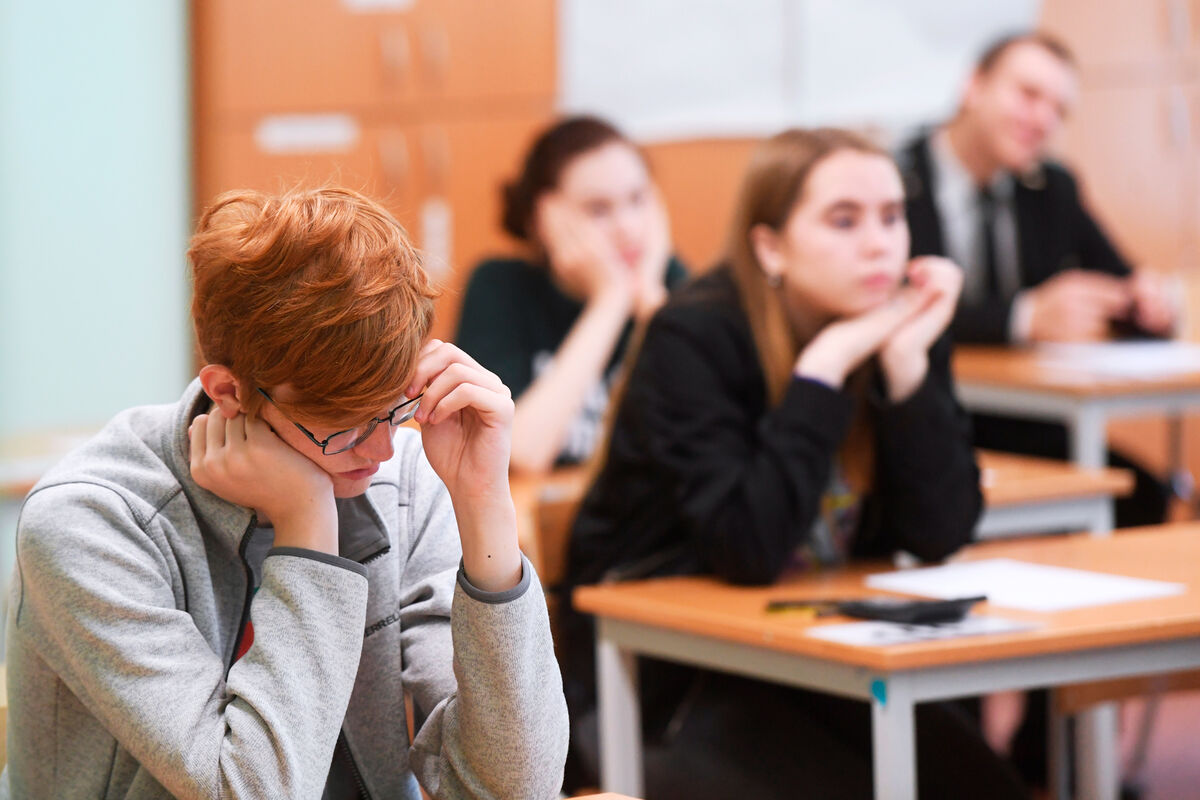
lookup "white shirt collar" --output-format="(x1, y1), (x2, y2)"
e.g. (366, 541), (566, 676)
(930, 129), (1013, 200)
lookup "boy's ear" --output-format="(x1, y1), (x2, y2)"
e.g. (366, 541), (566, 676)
(198, 364), (244, 420)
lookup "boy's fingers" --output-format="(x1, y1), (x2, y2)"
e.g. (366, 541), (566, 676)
(226, 413), (247, 449)
(189, 414), (208, 463)
(416, 363), (508, 423)
(407, 341), (489, 397)
(424, 383), (512, 427)
(206, 408), (226, 452)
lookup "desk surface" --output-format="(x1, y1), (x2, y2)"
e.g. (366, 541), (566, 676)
(574, 524), (1200, 673)
(953, 345), (1200, 398)
(510, 466), (590, 513)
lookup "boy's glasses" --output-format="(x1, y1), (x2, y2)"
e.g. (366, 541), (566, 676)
(256, 388), (421, 456)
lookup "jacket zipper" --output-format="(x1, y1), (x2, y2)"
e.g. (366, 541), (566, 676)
(340, 731), (373, 800)
(232, 517), (382, 797)
(227, 515), (259, 671)
(360, 545), (390, 565)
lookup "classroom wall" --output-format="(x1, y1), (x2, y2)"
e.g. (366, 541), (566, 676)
(0, 1), (192, 441)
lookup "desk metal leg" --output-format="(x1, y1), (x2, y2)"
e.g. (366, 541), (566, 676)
(1048, 695), (1070, 800)
(1089, 499), (1114, 536)
(1076, 702), (1120, 800)
(871, 676), (916, 800)
(1069, 407), (1107, 469)
(596, 631), (644, 797)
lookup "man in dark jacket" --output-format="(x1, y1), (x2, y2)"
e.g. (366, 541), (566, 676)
(900, 32), (1175, 346)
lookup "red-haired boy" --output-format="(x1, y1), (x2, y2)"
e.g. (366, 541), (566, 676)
(3, 188), (568, 799)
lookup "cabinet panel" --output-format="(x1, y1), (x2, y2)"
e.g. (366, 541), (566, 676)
(411, 0), (556, 104)
(1056, 82), (1194, 273)
(643, 138), (761, 273)
(195, 0), (418, 116)
(195, 0), (554, 117)
(1041, 0), (1190, 71)
(195, 118), (424, 239)
(418, 111), (554, 338)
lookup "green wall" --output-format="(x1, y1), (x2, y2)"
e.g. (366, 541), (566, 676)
(0, 0), (192, 439)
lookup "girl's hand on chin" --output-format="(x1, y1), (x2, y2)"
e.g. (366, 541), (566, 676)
(793, 285), (929, 389)
(879, 257), (963, 401)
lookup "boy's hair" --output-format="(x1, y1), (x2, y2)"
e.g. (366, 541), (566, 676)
(189, 186), (437, 424)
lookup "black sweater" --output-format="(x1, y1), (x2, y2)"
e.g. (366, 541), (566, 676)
(562, 267), (982, 714)
(566, 266), (981, 590)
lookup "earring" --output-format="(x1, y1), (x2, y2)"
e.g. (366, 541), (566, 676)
(766, 273), (782, 288)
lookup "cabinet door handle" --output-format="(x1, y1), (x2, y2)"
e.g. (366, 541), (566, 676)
(1168, 87), (1191, 150)
(422, 127), (451, 190)
(420, 24), (451, 88)
(379, 26), (411, 86)
(380, 132), (410, 185)
(1168, 0), (1191, 50)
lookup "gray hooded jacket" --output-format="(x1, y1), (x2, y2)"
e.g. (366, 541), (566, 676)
(2, 380), (568, 799)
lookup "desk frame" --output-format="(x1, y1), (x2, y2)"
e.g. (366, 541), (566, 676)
(976, 495), (1113, 539)
(596, 618), (1200, 800)
(956, 383), (1200, 469)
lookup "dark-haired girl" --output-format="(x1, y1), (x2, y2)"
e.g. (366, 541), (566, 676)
(455, 116), (686, 473)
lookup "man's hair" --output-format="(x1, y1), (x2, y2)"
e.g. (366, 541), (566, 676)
(974, 31), (1076, 75)
(189, 186), (437, 424)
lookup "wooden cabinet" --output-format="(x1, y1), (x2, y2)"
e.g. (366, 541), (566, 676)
(193, 0), (556, 342)
(196, 119), (424, 228)
(643, 138), (760, 271)
(194, 0), (554, 117)
(1042, 0), (1200, 280)
(417, 111), (554, 336)
(1041, 0), (1198, 74)
(409, 0), (556, 105)
(195, 0), (417, 116)
(1057, 81), (1197, 272)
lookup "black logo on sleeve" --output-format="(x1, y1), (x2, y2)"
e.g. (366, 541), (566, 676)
(364, 604), (402, 638)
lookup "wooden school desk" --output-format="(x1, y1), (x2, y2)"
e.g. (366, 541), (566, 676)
(976, 450), (1132, 538)
(575, 525), (1200, 800)
(953, 345), (1200, 469)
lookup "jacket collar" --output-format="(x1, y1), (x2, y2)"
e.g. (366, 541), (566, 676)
(163, 379), (390, 563)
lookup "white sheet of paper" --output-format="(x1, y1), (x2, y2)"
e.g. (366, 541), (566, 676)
(1035, 342), (1200, 380)
(806, 615), (1037, 646)
(865, 558), (1186, 612)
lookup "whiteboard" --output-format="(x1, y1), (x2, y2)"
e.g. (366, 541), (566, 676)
(559, 0), (1041, 142)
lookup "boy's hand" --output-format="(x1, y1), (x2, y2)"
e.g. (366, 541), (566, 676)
(189, 411), (338, 553)
(406, 339), (513, 499)
(405, 339), (522, 592)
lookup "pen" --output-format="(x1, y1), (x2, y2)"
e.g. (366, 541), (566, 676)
(764, 598), (848, 613)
